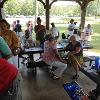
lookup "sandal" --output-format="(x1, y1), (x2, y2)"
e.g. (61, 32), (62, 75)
(52, 75), (60, 80)
(72, 74), (79, 79)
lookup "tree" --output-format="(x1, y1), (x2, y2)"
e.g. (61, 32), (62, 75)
(76, 0), (94, 29)
(86, 1), (97, 16)
(0, 0), (8, 18)
(37, 0), (57, 30)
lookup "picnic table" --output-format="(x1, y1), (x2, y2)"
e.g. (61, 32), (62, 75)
(80, 67), (100, 99)
(18, 44), (65, 75)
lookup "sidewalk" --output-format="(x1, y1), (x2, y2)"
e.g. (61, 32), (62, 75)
(83, 49), (100, 57)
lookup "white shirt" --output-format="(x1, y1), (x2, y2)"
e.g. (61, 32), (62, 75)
(84, 28), (93, 36)
(50, 27), (59, 37)
(67, 23), (75, 35)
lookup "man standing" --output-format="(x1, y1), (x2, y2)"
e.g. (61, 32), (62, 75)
(50, 22), (59, 40)
(34, 17), (46, 46)
(15, 20), (23, 42)
(67, 19), (75, 38)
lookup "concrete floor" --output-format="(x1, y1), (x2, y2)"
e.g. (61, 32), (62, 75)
(20, 63), (96, 100)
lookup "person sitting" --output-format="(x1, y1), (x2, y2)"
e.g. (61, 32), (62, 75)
(42, 34), (67, 79)
(21, 29), (35, 49)
(84, 24), (93, 42)
(65, 35), (83, 79)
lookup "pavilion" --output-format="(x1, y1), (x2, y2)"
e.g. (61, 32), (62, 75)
(0, 0), (94, 30)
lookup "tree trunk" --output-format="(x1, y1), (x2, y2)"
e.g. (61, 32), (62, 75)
(0, 8), (2, 19)
(45, 0), (49, 30)
(80, 7), (86, 30)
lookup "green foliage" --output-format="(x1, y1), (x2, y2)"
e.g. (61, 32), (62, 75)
(58, 22), (100, 51)
(86, 1), (97, 16)
(4, 0), (100, 17)
(91, 22), (100, 51)
(38, 2), (45, 16)
(4, 0), (35, 15)
(50, 5), (80, 17)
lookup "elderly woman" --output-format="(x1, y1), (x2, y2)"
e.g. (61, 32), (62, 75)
(65, 35), (83, 79)
(42, 34), (67, 79)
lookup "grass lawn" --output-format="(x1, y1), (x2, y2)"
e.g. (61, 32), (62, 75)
(91, 22), (100, 52)
(31, 22), (100, 52)
(56, 22), (100, 52)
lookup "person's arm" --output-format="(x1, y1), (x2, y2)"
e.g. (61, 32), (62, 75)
(34, 25), (36, 33)
(90, 29), (93, 35)
(65, 43), (71, 52)
(11, 31), (20, 50)
(0, 37), (12, 60)
(53, 42), (67, 63)
(72, 42), (82, 54)
(72, 47), (81, 54)
(54, 49), (67, 63)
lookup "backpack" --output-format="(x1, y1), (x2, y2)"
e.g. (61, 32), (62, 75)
(0, 58), (18, 93)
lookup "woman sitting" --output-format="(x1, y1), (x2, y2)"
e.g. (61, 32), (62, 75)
(42, 34), (67, 79)
(65, 35), (83, 79)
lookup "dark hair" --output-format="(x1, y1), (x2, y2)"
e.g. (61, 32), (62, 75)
(73, 29), (78, 34)
(37, 17), (41, 21)
(74, 22), (77, 25)
(0, 19), (10, 28)
(70, 19), (74, 23)
(51, 22), (54, 25)
(51, 22), (55, 27)
(17, 20), (20, 23)
(45, 34), (54, 41)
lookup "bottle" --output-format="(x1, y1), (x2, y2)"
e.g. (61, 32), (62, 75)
(95, 57), (99, 70)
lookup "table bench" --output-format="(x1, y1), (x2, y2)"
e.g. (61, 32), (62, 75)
(80, 67), (100, 99)
(83, 55), (95, 66)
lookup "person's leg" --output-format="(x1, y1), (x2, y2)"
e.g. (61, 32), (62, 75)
(67, 53), (80, 79)
(50, 61), (67, 78)
(72, 64), (79, 79)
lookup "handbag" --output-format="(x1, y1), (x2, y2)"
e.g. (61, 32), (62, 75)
(0, 58), (18, 93)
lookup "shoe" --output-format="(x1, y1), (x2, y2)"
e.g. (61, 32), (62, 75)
(72, 74), (79, 79)
(49, 70), (54, 75)
(52, 75), (60, 80)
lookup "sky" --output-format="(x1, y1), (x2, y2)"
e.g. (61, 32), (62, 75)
(17, 0), (77, 6)
(52, 1), (77, 6)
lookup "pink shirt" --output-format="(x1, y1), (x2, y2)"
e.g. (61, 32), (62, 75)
(42, 40), (58, 63)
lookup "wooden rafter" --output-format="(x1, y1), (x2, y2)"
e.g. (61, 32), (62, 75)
(49, 0), (57, 8)
(37, 0), (46, 8)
